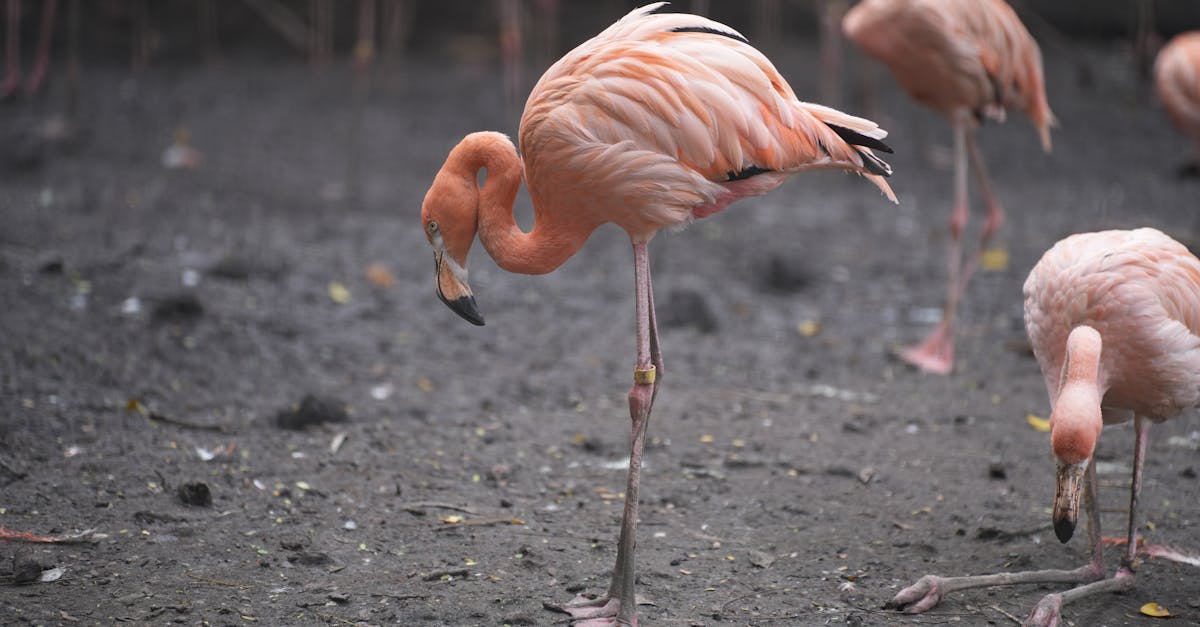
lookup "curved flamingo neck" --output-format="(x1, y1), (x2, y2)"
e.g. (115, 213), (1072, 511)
(455, 132), (591, 275)
(1050, 326), (1105, 464)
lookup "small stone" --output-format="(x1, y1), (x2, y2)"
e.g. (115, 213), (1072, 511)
(177, 481), (213, 507)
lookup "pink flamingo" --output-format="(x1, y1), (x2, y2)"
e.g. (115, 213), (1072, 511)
(888, 228), (1200, 626)
(843, 0), (1054, 374)
(1154, 31), (1200, 172)
(420, 4), (895, 624)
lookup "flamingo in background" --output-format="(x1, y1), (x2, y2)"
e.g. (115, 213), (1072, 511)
(888, 228), (1200, 626)
(1154, 31), (1200, 173)
(420, 4), (895, 624)
(843, 0), (1054, 374)
(3, 0), (57, 99)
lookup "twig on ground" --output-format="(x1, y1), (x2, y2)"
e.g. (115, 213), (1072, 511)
(146, 411), (227, 432)
(433, 517), (524, 531)
(990, 604), (1024, 625)
(422, 568), (469, 581)
(0, 527), (96, 543)
(399, 501), (481, 516)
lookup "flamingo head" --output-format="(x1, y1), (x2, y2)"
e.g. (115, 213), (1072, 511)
(1048, 326), (1104, 543)
(421, 167), (484, 326)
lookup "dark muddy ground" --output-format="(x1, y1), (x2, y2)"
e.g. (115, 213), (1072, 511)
(2, 17), (1199, 627)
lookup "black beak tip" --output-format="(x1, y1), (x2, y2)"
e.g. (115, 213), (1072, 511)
(1053, 518), (1076, 544)
(442, 294), (485, 326)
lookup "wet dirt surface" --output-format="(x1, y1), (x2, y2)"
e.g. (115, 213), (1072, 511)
(2, 23), (1199, 627)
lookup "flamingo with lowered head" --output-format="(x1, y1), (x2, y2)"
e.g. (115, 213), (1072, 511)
(888, 228), (1200, 626)
(420, 4), (895, 624)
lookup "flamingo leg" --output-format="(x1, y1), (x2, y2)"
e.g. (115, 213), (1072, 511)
(3, 0), (21, 99)
(887, 460), (1108, 616)
(901, 113), (970, 375)
(561, 240), (659, 626)
(24, 0), (53, 95)
(1026, 418), (1148, 626)
(955, 129), (1005, 295)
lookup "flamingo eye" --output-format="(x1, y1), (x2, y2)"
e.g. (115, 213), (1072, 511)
(427, 221), (439, 234)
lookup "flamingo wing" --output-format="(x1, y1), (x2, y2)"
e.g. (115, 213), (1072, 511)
(520, 4), (893, 232)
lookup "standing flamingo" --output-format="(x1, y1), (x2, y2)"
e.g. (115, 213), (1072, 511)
(1154, 31), (1200, 173)
(420, 4), (895, 624)
(843, 0), (1054, 374)
(888, 228), (1200, 626)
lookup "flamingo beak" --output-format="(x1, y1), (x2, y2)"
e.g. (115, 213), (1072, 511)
(1052, 458), (1086, 543)
(434, 251), (484, 326)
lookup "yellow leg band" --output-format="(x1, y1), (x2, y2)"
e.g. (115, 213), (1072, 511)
(634, 366), (656, 385)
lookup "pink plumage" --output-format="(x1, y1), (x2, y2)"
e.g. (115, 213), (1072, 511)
(420, 4), (896, 625)
(1025, 228), (1200, 429)
(887, 228), (1200, 625)
(1154, 31), (1200, 166)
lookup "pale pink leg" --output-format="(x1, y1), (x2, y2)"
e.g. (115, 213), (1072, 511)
(559, 241), (660, 626)
(887, 461), (1107, 615)
(23, 0), (52, 95)
(954, 130), (1005, 295)
(3, 0), (21, 99)
(901, 114), (970, 375)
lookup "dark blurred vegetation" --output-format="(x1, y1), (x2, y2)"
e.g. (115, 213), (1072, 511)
(7, 1), (1200, 71)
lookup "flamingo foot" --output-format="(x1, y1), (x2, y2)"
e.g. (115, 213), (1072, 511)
(549, 593), (636, 626)
(1024, 593), (1063, 627)
(884, 574), (947, 614)
(899, 321), (955, 375)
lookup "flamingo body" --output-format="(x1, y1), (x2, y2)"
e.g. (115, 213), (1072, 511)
(1154, 31), (1200, 165)
(887, 228), (1200, 625)
(843, 0), (1052, 146)
(843, 0), (1053, 374)
(1025, 228), (1200, 445)
(421, 4), (895, 624)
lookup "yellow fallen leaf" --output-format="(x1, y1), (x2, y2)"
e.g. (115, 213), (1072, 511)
(365, 262), (396, 288)
(797, 319), (821, 337)
(1140, 602), (1174, 618)
(416, 376), (435, 392)
(699, 434), (715, 443)
(1026, 414), (1051, 433)
(731, 439), (745, 448)
(981, 247), (1009, 271)
(328, 281), (351, 304)
(440, 515), (463, 524)
(463, 557), (477, 566)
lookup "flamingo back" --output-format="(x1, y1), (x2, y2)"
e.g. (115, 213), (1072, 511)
(1154, 32), (1200, 145)
(844, 0), (1053, 150)
(519, 3), (894, 238)
(1023, 228), (1200, 422)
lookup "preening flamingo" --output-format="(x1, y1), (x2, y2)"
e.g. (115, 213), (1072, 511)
(1154, 31), (1200, 172)
(420, 4), (896, 624)
(843, 0), (1054, 374)
(888, 228), (1200, 626)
